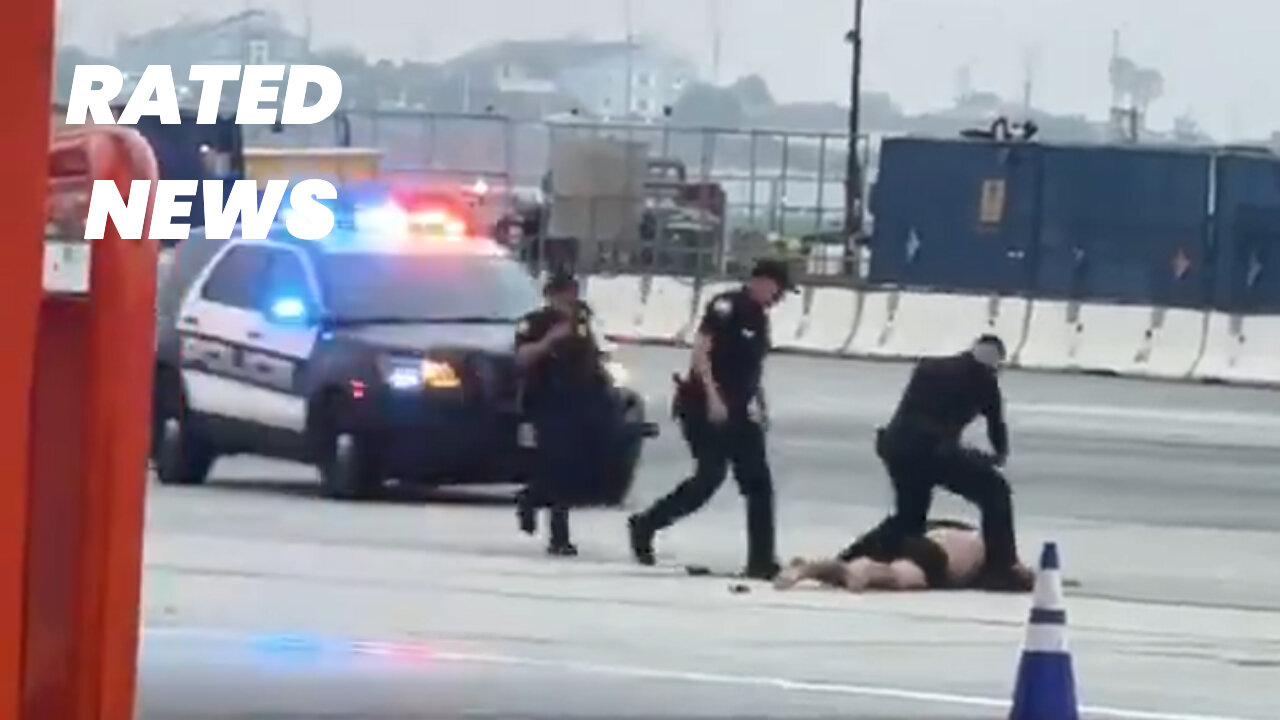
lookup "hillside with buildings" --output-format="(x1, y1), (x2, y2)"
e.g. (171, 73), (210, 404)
(54, 7), (1216, 146)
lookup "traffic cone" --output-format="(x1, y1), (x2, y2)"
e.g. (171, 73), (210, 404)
(1009, 542), (1079, 720)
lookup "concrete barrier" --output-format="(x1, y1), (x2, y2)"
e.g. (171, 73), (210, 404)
(587, 274), (1280, 389)
(848, 290), (1029, 359)
(585, 274), (644, 340)
(1193, 313), (1280, 384)
(1016, 301), (1205, 378)
(768, 289), (807, 349)
(794, 287), (860, 354)
(635, 276), (697, 343)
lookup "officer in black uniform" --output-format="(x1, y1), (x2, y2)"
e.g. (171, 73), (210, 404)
(514, 271), (617, 556)
(837, 334), (1031, 589)
(627, 259), (795, 580)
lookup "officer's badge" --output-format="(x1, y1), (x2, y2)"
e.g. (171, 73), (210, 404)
(516, 318), (531, 336)
(577, 322), (588, 336)
(712, 298), (732, 316)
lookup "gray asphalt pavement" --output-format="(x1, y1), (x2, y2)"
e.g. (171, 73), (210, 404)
(136, 347), (1280, 719)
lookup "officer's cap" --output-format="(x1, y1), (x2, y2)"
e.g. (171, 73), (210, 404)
(750, 258), (798, 294)
(543, 270), (580, 295)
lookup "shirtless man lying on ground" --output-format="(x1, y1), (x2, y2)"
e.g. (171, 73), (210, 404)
(774, 519), (1033, 592)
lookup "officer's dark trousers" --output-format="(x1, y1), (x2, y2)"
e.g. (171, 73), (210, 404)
(637, 411), (776, 568)
(525, 387), (619, 544)
(839, 429), (1018, 570)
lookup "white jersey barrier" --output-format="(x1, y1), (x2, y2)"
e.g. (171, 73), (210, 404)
(1193, 313), (1280, 384)
(588, 273), (1280, 387)
(1014, 301), (1206, 379)
(848, 290), (1030, 360)
(635, 276), (697, 343)
(585, 274), (644, 340)
(790, 287), (859, 353)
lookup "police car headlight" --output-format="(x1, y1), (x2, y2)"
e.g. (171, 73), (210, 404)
(604, 359), (631, 388)
(379, 355), (461, 390)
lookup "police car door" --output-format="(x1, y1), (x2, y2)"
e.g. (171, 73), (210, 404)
(176, 242), (273, 423)
(245, 244), (323, 433)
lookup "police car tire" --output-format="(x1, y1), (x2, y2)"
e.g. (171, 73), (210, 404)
(152, 374), (216, 487)
(315, 397), (384, 500)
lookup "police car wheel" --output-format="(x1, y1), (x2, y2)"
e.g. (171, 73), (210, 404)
(152, 371), (216, 486)
(598, 437), (642, 507)
(319, 431), (385, 500)
(154, 416), (216, 486)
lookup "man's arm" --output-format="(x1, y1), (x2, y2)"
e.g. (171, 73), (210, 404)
(690, 295), (733, 404)
(690, 331), (720, 399)
(981, 376), (1010, 461)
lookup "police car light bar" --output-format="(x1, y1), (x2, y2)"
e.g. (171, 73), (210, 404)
(352, 202), (468, 240)
(276, 181), (473, 244)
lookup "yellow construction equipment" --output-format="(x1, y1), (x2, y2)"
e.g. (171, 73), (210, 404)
(243, 147), (382, 185)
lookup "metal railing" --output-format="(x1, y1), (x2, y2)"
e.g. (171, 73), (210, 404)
(246, 109), (871, 285)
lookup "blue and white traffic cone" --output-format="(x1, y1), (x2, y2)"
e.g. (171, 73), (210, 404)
(1009, 542), (1079, 720)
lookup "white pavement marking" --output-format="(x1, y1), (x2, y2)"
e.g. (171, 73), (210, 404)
(1013, 403), (1280, 428)
(431, 651), (1261, 720)
(145, 628), (1260, 720)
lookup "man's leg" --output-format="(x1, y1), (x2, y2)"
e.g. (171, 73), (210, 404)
(730, 420), (777, 578)
(774, 558), (926, 592)
(939, 449), (1020, 576)
(519, 405), (567, 536)
(628, 416), (729, 565)
(546, 505), (575, 556)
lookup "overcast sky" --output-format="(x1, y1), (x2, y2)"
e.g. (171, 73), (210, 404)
(58, 0), (1276, 140)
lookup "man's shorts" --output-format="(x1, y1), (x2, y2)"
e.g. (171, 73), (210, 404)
(898, 535), (950, 589)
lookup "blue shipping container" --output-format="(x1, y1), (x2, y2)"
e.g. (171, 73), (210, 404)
(1034, 145), (1211, 308)
(868, 137), (1040, 295)
(1210, 153), (1280, 313)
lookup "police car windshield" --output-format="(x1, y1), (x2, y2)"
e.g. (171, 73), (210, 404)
(318, 252), (540, 324)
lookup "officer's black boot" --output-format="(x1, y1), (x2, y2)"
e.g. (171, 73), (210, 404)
(547, 508), (577, 556)
(515, 489), (537, 535)
(627, 514), (656, 565)
(742, 494), (780, 581)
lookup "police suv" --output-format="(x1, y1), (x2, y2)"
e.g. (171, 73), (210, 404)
(152, 199), (655, 501)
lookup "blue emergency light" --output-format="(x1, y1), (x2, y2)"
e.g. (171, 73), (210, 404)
(268, 297), (308, 322)
(275, 182), (475, 248)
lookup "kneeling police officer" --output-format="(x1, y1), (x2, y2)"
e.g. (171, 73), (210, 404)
(838, 334), (1031, 590)
(627, 259), (795, 580)
(514, 271), (617, 556)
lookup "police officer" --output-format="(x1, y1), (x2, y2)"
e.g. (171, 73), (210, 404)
(627, 259), (795, 580)
(836, 334), (1031, 590)
(514, 271), (616, 556)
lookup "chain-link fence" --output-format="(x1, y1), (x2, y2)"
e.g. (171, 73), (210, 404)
(246, 110), (870, 285)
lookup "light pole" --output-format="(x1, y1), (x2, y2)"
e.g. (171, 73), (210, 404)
(843, 0), (865, 244)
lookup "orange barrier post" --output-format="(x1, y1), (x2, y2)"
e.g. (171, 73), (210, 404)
(25, 129), (159, 720)
(2, 1), (55, 718)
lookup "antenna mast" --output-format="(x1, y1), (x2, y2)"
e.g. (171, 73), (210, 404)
(1021, 46), (1038, 113)
(710, 0), (723, 83)
(623, 0), (634, 119)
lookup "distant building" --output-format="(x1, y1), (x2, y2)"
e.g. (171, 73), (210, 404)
(114, 10), (309, 96)
(439, 39), (696, 121)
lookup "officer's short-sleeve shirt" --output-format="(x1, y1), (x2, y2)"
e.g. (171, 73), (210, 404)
(695, 288), (770, 407)
(515, 301), (604, 406)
